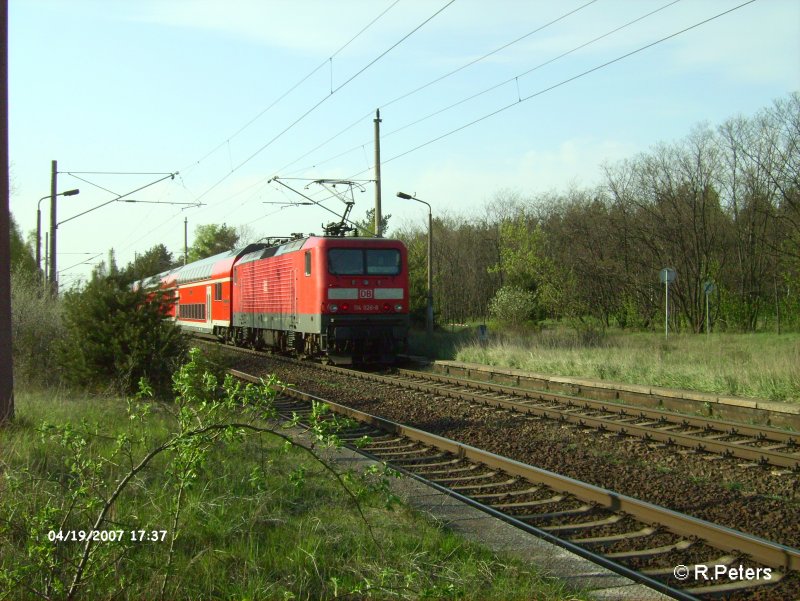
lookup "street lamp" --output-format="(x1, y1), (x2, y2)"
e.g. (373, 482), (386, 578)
(397, 191), (433, 336)
(36, 189), (79, 276)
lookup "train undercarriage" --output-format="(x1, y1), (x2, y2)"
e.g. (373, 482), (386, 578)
(214, 319), (408, 365)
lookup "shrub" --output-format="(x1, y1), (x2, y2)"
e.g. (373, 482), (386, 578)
(487, 286), (537, 325)
(56, 274), (186, 396)
(9, 268), (64, 387)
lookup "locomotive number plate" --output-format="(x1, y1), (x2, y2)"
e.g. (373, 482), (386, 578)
(355, 304), (379, 311)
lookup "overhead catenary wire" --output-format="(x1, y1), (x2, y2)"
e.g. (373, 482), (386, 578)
(116, 2), (451, 259)
(58, 252), (104, 275)
(276, 0), (604, 176)
(58, 172), (178, 227)
(104, 1), (753, 279)
(343, 0), (758, 178)
(192, 0), (455, 205)
(284, 0), (685, 177)
(269, 178), (375, 236)
(179, 0), (401, 175)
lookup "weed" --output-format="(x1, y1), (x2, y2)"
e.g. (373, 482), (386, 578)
(455, 329), (800, 403)
(1, 350), (586, 601)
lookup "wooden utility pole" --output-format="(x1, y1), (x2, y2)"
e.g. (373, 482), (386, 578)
(48, 159), (57, 292)
(1, 0), (15, 423)
(373, 109), (382, 237)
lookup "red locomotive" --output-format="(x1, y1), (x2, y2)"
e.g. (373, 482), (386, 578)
(142, 235), (410, 363)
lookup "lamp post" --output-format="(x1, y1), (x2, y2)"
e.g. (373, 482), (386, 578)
(397, 191), (433, 336)
(36, 189), (79, 277)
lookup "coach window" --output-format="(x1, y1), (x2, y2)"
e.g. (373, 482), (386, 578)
(304, 250), (312, 276)
(214, 283), (222, 300)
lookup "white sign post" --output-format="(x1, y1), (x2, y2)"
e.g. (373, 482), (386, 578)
(659, 268), (677, 340)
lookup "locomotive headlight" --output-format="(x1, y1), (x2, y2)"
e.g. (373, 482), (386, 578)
(394, 303), (403, 312)
(329, 304), (339, 313)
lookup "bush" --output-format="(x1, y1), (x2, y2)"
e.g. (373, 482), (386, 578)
(56, 274), (186, 396)
(9, 269), (64, 387)
(487, 286), (537, 325)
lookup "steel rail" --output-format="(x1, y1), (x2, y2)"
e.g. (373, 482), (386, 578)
(358, 370), (800, 469)
(432, 361), (800, 431)
(400, 368), (799, 444)
(230, 367), (800, 600)
(202, 340), (799, 467)
(231, 370), (694, 600)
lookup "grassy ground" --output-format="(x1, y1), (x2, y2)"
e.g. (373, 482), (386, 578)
(0, 388), (586, 601)
(452, 326), (800, 403)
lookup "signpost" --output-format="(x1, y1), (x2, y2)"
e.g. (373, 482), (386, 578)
(659, 268), (676, 340)
(703, 280), (715, 338)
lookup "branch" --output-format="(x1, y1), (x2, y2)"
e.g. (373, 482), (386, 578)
(65, 419), (380, 599)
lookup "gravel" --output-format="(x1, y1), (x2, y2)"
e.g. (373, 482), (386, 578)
(231, 351), (800, 550)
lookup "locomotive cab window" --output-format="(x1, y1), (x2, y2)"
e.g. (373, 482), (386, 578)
(327, 248), (400, 275)
(328, 249), (363, 275)
(304, 250), (312, 276)
(365, 249), (400, 275)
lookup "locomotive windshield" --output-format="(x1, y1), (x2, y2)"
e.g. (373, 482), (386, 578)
(327, 248), (400, 275)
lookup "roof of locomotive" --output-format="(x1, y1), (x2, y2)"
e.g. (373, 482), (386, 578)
(236, 235), (405, 266)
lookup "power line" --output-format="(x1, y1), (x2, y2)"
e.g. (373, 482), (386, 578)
(180, 0), (401, 175)
(285, 0), (684, 177)
(378, 0), (601, 112)
(344, 0), (758, 177)
(117, 2), (449, 256)
(58, 172), (177, 227)
(62, 171), (175, 175)
(65, 173), (120, 196)
(59, 253), (104, 274)
(193, 0), (455, 204)
(277, 0), (604, 176)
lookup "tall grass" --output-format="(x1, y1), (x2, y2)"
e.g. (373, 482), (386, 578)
(1, 388), (585, 600)
(456, 328), (800, 403)
(9, 269), (64, 388)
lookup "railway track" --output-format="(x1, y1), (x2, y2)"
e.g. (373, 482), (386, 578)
(212, 348), (800, 470)
(202, 336), (799, 469)
(373, 368), (800, 470)
(430, 361), (800, 431)
(229, 365), (800, 601)
(203, 341), (800, 469)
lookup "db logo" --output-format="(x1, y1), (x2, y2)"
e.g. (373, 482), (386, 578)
(359, 289), (373, 299)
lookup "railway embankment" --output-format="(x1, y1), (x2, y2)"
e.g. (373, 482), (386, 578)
(431, 360), (800, 431)
(228, 350), (799, 550)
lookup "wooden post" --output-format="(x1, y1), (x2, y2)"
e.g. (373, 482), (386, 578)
(0, 0), (15, 422)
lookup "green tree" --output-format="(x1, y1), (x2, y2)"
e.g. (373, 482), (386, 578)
(488, 215), (566, 319)
(9, 214), (37, 277)
(351, 208), (391, 237)
(125, 243), (175, 281)
(489, 216), (542, 291)
(57, 271), (186, 395)
(187, 223), (239, 262)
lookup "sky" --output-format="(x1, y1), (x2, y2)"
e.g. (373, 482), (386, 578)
(8, 0), (800, 288)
